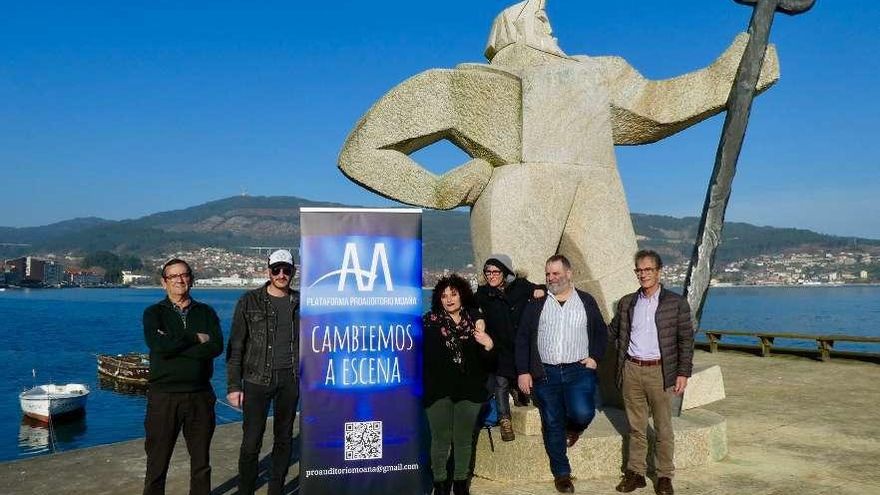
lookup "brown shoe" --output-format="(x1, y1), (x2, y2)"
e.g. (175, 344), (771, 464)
(565, 429), (581, 448)
(553, 475), (575, 493)
(615, 471), (646, 492)
(499, 415), (515, 442)
(655, 477), (674, 495)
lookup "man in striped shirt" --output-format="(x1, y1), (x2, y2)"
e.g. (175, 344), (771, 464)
(516, 255), (607, 493)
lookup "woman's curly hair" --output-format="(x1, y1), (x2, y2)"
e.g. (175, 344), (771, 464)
(430, 274), (476, 314)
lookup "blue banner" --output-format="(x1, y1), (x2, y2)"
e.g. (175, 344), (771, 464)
(299, 208), (423, 495)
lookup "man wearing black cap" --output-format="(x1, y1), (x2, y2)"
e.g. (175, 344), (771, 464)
(226, 249), (300, 495)
(476, 254), (543, 442)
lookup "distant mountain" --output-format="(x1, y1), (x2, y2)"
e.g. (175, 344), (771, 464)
(0, 217), (114, 244)
(629, 213), (877, 265)
(32, 196), (345, 256)
(1, 196), (877, 269)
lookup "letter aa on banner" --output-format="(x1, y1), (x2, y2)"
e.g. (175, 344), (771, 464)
(299, 208), (423, 495)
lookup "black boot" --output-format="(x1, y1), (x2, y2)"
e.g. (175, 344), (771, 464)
(432, 480), (451, 495)
(512, 389), (530, 407)
(452, 479), (470, 495)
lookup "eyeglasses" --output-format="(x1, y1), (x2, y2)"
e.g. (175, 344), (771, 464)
(484, 269), (503, 276)
(271, 266), (293, 276)
(633, 267), (658, 274)
(163, 272), (191, 281)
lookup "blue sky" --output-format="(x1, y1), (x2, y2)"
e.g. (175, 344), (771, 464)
(1, 1), (877, 239)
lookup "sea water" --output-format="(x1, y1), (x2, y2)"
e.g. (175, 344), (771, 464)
(0, 286), (877, 461)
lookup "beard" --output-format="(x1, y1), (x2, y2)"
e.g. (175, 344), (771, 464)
(547, 280), (569, 294)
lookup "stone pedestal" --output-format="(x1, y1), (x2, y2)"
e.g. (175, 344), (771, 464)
(474, 406), (727, 481)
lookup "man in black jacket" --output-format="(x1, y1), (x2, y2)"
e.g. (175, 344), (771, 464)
(516, 255), (607, 493)
(226, 249), (300, 495)
(143, 258), (224, 495)
(609, 250), (694, 495)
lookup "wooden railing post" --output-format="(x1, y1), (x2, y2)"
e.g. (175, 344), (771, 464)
(706, 332), (722, 353)
(758, 335), (775, 357)
(817, 339), (834, 362)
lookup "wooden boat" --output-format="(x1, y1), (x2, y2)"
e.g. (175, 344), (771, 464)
(97, 374), (148, 396)
(97, 352), (149, 385)
(19, 384), (90, 422)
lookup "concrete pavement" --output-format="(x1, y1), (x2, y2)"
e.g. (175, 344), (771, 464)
(1, 350), (877, 494)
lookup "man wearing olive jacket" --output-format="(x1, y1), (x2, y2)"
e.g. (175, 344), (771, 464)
(609, 250), (694, 495)
(226, 249), (300, 495)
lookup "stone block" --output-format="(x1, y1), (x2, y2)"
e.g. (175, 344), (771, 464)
(474, 407), (727, 481)
(680, 364), (726, 412)
(510, 405), (542, 436)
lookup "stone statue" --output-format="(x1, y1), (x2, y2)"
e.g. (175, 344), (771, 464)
(338, 0), (779, 318)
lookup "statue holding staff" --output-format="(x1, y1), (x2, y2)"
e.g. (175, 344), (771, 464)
(339, 0), (779, 318)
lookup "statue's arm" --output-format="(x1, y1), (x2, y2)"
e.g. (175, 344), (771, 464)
(595, 33), (779, 145)
(338, 68), (520, 209)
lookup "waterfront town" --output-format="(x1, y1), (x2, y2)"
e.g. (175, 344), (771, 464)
(2, 247), (878, 289)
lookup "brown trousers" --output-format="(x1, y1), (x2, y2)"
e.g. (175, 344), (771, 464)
(622, 359), (675, 478)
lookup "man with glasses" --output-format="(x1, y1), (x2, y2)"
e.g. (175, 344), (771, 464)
(226, 249), (300, 495)
(516, 255), (607, 493)
(609, 250), (694, 495)
(143, 258), (224, 495)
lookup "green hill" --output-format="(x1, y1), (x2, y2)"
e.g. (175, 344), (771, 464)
(1, 196), (876, 270)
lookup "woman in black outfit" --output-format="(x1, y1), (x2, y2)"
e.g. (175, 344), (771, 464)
(475, 255), (542, 442)
(423, 274), (494, 495)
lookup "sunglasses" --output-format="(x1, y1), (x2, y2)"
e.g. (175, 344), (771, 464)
(271, 266), (293, 276)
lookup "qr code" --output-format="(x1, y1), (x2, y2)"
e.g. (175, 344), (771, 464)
(344, 421), (383, 461)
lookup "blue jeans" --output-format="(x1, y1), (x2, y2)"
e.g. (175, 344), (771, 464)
(531, 363), (598, 477)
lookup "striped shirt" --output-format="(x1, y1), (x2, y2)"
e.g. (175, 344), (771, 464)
(536, 291), (590, 365)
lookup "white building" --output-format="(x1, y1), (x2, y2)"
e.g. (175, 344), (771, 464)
(121, 270), (152, 285)
(195, 275), (264, 287)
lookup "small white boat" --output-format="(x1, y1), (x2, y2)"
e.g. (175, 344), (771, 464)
(19, 384), (90, 422)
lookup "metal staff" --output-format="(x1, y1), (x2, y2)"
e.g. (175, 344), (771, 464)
(683, 0), (816, 328)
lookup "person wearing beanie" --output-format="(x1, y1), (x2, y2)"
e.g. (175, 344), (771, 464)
(475, 253), (544, 442)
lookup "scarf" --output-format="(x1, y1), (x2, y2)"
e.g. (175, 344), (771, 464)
(428, 310), (475, 371)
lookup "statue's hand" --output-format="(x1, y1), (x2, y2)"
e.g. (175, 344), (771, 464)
(435, 158), (493, 207)
(757, 43), (779, 92)
(719, 33), (780, 90)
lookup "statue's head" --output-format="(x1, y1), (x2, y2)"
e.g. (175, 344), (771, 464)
(485, 0), (566, 61)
